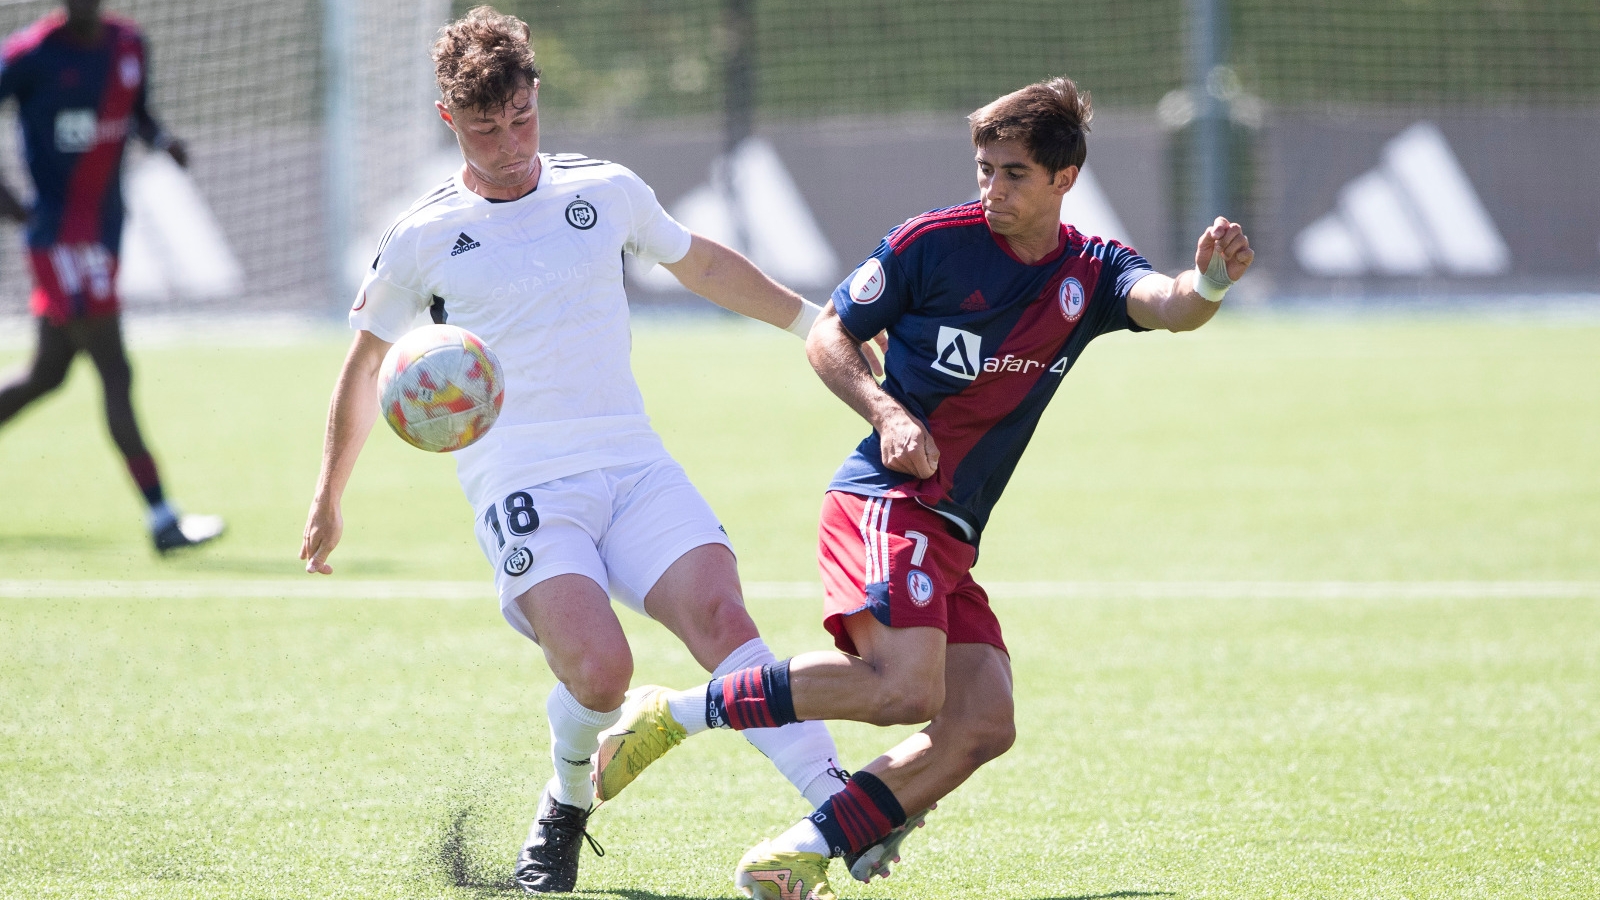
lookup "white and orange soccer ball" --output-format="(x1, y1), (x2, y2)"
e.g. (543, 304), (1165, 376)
(377, 324), (504, 452)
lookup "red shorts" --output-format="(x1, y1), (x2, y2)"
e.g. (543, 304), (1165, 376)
(28, 243), (120, 325)
(818, 490), (1006, 656)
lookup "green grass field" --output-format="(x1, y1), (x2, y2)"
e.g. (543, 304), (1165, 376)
(2, 315), (1598, 899)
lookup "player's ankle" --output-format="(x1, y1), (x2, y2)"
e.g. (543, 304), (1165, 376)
(147, 500), (179, 532)
(771, 817), (832, 857)
(667, 687), (709, 735)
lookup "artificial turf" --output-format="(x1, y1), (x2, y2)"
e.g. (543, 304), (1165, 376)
(1, 315), (1597, 898)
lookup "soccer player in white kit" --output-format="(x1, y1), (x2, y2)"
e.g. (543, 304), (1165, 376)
(299, 7), (843, 894)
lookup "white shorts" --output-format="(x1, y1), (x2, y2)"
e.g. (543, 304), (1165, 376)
(472, 456), (733, 643)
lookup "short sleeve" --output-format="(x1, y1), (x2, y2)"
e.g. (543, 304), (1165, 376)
(1091, 240), (1157, 336)
(617, 168), (692, 266)
(830, 240), (912, 342)
(349, 230), (428, 342)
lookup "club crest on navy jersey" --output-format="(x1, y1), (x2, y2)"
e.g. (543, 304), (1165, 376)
(1058, 277), (1086, 322)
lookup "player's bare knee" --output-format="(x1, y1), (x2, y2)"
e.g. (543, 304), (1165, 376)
(666, 590), (758, 668)
(561, 653), (632, 712)
(968, 718), (1016, 764)
(697, 590), (757, 644)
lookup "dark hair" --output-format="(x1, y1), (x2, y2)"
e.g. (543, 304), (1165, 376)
(432, 6), (541, 113)
(967, 76), (1093, 173)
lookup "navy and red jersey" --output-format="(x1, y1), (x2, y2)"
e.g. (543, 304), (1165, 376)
(828, 201), (1155, 544)
(0, 12), (159, 251)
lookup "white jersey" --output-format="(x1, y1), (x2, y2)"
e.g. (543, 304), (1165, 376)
(350, 153), (693, 507)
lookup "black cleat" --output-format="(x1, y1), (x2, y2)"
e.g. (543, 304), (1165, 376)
(153, 514), (226, 554)
(513, 789), (603, 894)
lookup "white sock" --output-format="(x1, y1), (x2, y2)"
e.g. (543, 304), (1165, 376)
(545, 683), (620, 808)
(770, 815), (832, 856)
(706, 638), (847, 808)
(667, 685), (711, 736)
(665, 634), (771, 735)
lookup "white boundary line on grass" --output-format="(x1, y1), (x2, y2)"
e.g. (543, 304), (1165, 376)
(2, 580), (1599, 600)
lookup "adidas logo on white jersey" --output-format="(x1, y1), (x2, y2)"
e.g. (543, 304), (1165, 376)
(450, 232), (481, 257)
(1295, 122), (1510, 277)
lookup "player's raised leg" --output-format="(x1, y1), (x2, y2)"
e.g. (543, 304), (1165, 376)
(598, 531), (843, 807)
(511, 573), (630, 894)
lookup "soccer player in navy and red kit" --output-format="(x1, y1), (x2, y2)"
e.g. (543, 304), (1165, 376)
(593, 76), (1254, 898)
(0, 0), (221, 553)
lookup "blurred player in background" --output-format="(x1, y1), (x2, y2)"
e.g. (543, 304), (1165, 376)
(299, 7), (850, 894)
(0, 0), (223, 553)
(593, 77), (1255, 898)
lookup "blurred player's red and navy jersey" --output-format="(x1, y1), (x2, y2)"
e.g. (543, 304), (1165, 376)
(0, 13), (153, 320)
(829, 201), (1155, 543)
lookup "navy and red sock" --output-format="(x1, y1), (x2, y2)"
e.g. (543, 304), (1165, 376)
(704, 661), (798, 730)
(808, 770), (906, 857)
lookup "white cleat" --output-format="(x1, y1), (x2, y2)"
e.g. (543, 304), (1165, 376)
(844, 803), (933, 883)
(154, 513), (225, 554)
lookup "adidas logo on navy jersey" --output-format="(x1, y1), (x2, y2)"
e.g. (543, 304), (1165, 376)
(932, 327), (982, 380)
(450, 232), (481, 256)
(959, 289), (988, 312)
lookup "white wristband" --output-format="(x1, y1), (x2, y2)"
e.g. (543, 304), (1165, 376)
(785, 299), (823, 339)
(1194, 251), (1233, 303)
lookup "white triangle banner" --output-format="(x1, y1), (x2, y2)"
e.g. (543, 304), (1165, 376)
(632, 137), (839, 291)
(1059, 164), (1132, 245)
(1295, 122), (1510, 277)
(118, 152), (244, 304)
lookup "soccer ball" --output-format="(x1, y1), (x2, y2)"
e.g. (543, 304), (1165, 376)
(377, 324), (504, 452)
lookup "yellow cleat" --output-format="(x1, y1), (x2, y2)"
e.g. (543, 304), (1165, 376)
(592, 686), (687, 801)
(734, 841), (837, 900)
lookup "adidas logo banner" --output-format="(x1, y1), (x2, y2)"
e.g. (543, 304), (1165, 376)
(450, 232), (481, 257)
(1294, 122), (1509, 278)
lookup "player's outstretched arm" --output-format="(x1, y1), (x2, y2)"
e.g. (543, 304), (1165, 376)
(808, 305), (938, 479)
(661, 234), (822, 336)
(301, 330), (390, 574)
(1127, 216), (1255, 332)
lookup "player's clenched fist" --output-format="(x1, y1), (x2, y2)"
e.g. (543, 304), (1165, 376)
(1196, 216), (1254, 284)
(879, 410), (940, 479)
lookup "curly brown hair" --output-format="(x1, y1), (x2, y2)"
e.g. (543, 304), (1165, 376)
(968, 77), (1093, 174)
(432, 6), (541, 112)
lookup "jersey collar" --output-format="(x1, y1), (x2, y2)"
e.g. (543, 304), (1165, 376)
(454, 153), (548, 206)
(990, 222), (1070, 267)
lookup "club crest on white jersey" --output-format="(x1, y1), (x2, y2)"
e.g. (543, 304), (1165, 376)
(503, 546), (533, 576)
(565, 199), (597, 230)
(932, 326), (982, 381)
(849, 258), (886, 304)
(1059, 277), (1086, 322)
